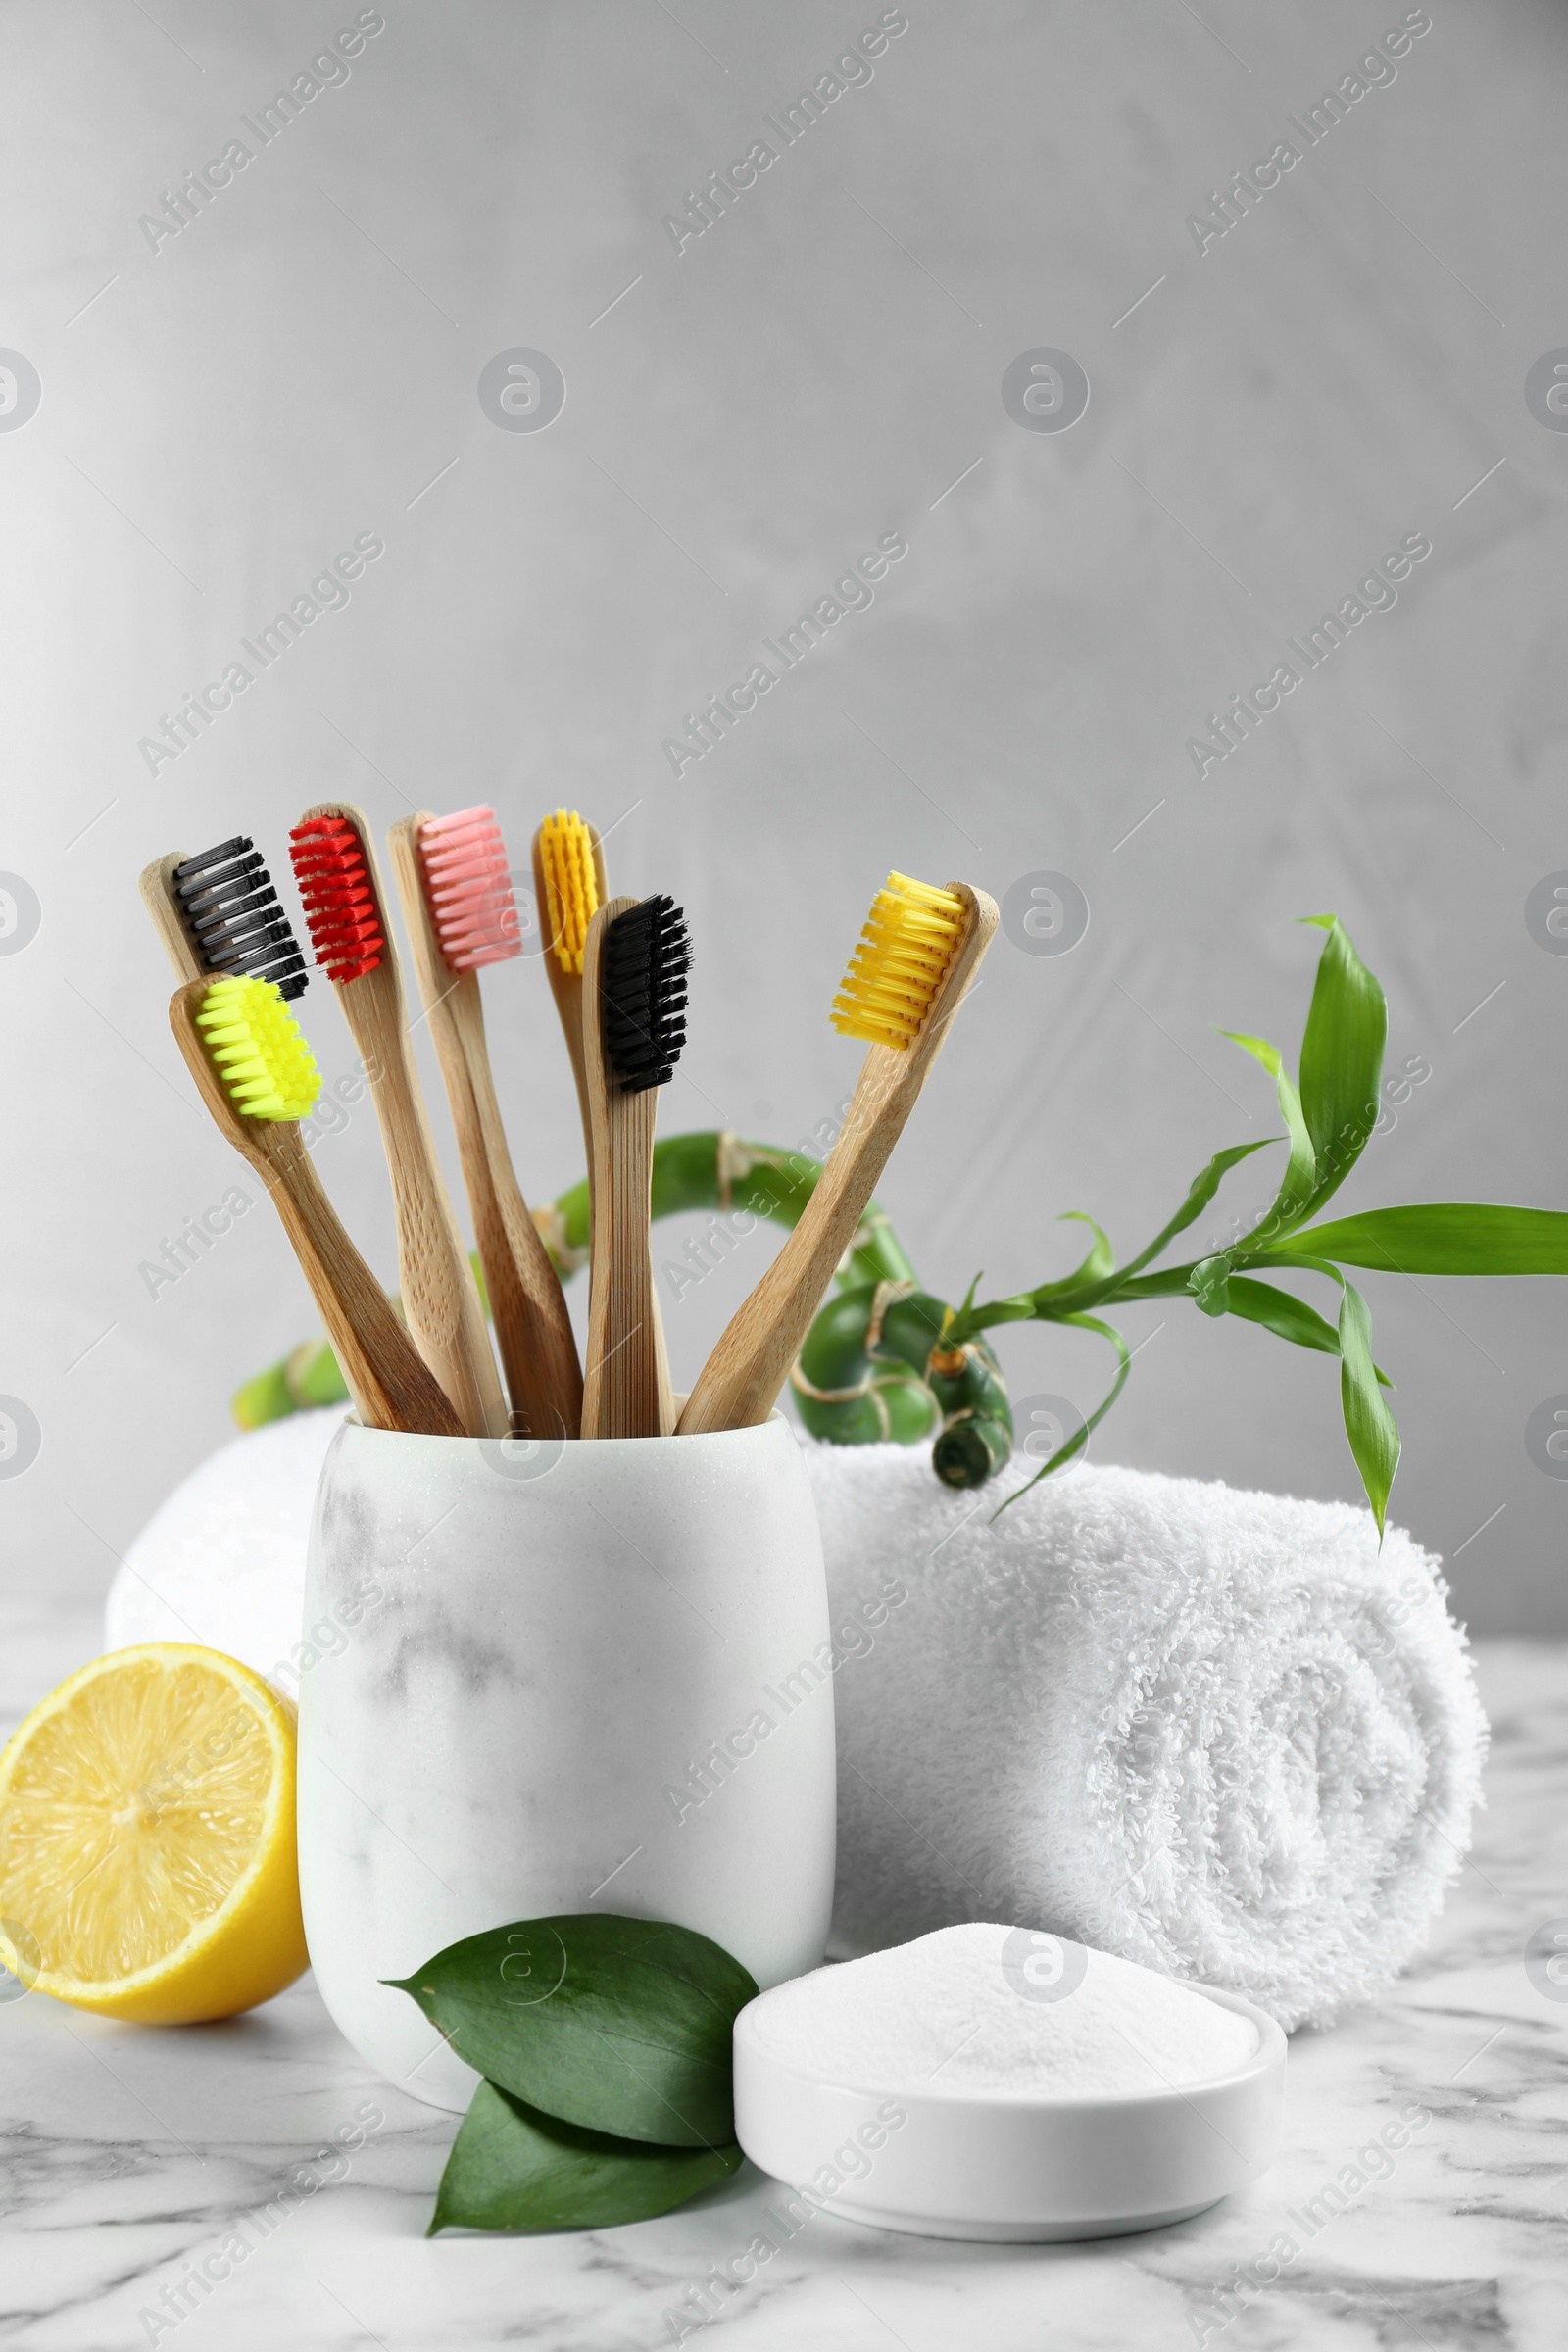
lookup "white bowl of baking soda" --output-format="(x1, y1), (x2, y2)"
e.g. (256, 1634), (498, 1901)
(733, 1923), (1286, 2241)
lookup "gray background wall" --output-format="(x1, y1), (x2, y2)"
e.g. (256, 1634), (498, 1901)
(3, 0), (1566, 1636)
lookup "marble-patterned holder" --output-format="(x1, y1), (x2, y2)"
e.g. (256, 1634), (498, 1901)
(297, 1413), (836, 2111)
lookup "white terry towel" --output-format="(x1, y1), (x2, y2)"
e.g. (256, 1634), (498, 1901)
(808, 1444), (1488, 2032)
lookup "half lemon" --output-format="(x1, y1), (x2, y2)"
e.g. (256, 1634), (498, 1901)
(0, 1642), (309, 2022)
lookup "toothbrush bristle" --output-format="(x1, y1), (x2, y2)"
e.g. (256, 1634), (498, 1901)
(537, 808), (599, 975)
(172, 836), (310, 1001)
(830, 871), (966, 1050)
(195, 973), (321, 1121)
(416, 806), (519, 971)
(288, 814), (385, 983)
(600, 895), (690, 1094)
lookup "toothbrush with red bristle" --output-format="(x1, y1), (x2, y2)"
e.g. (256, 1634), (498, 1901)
(289, 801), (508, 1441)
(388, 807), (583, 1442)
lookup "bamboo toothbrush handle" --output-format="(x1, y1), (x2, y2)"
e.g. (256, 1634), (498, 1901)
(388, 813), (583, 1439)
(298, 800), (507, 1439)
(167, 983), (463, 1437)
(139, 854), (201, 983)
(253, 1124), (466, 1437)
(530, 830), (601, 1175)
(452, 981), (586, 1437)
(581, 899), (673, 1440)
(676, 1050), (904, 1435)
(338, 976), (509, 1439)
(678, 882), (999, 1436)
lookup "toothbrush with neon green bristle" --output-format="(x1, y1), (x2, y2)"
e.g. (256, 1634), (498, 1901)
(169, 972), (464, 1438)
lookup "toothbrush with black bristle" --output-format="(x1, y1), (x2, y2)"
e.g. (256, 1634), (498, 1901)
(580, 892), (691, 1439)
(139, 837), (311, 998)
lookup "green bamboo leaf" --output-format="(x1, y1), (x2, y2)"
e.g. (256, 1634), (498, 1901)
(1189, 1253), (1233, 1316)
(1296, 915), (1386, 1215)
(1104, 1264), (1205, 1301)
(1273, 1255), (1400, 1534)
(386, 1915), (758, 2149)
(1219, 1031), (1316, 1238)
(1029, 1212), (1115, 1301)
(991, 1313), (1132, 1515)
(1256, 1204), (1568, 1275)
(1226, 1276), (1394, 1385)
(955, 1142), (1278, 1339)
(1334, 1274), (1401, 1540)
(429, 2080), (743, 2235)
(1109, 1139), (1281, 1287)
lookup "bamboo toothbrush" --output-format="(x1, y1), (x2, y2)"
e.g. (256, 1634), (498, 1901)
(678, 872), (998, 1436)
(169, 974), (463, 1437)
(388, 808), (584, 1441)
(139, 837), (311, 998)
(580, 893), (691, 1440)
(530, 808), (607, 1170)
(289, 802), (508, 1441)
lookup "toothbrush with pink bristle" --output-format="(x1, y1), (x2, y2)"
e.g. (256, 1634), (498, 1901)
(389, 806), (583, 1442)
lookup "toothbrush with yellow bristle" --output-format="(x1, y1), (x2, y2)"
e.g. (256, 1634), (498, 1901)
(388, 807), (584, 1442)
(530, 808), (608, 1170)
(169, 974), (464, 1437)
(678, 871), (998, 1436)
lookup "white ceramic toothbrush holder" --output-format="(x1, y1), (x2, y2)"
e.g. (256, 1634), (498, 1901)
(296, 1414), (836, 2112)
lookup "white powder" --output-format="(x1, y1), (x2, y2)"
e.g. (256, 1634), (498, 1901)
(749, 1925), (1260, 2098)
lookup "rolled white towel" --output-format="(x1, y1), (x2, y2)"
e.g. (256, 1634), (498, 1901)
(813, 1443), (1488, 2031)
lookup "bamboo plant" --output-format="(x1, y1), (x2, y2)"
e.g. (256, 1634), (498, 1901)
(233, 915), (1568, 1532)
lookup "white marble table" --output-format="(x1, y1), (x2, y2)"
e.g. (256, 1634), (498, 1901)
(4, 1632), (1566, 2352)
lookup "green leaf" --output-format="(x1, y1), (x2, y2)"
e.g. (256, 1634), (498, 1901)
(1109, 1140), (1281, 1289)
(952, 1143), (1277, 1340)
(385, 1915), (758, 2149)
(1225, 1276), (1394, 1385)
(429, 2080), (743, 2235)
(1295, 915), (1386, 1215)
(1104, 1263), (1205, 1301)
(1334, 1274), (1401, 1541)
(1272, 1256), (1400, 1536)
(992, 1313), (1131, 1515)
(1028, 1211), (1115, 1301)
(1256, 1203), (1568, 1276)
(1219, 1031), (1316, 1240)
(1189, 1253), (1233, 1316)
